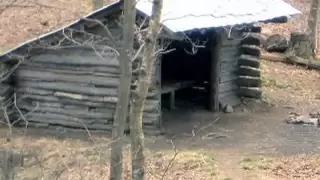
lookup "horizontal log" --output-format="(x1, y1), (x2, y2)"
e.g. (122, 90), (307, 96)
(221, 59), (238, 70)
(18, 104), (114, 119)
(17, 81), (159, 98)
(20, 63), (120, 75)
(17, 81), (118, 96)
(240, 34), (261, 46)
(239, 45), (261, 57)
(220, 72), (237, 83)
(29, 50), (119, 67)
(25, 112), (113, 125)
(17, 94), (109, 107)
(236, 76), (262, 87)
(16, 93), (160, 112)
(260, 53), (286, 62)
(238, 55), (260, 68)
(15, 68), (120, 87)
(237, 66), (261, 77)
(237, 86), (262, 99)
(261, 53), (320, 71)
(286, 56), (320, 70)
(18, 120), (113, 131)
(16, 88), (118, 103)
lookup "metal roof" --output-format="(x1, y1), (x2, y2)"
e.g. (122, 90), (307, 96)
(136, 0), (301, 32)
(0, 0), (300, 58)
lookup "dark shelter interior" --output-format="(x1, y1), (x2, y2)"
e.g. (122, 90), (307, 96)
(160, 30), (216, 112)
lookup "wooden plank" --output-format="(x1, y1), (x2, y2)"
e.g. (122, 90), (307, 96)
(29, 48), (119, 67)
(220, 64), (238, 73)
(15, 68), (120, 87)
(219, 81), (238, 93)
(209, 29), (223, 112)
(220, 72), (237, 83)
(161, 81), (195, 94)
(221, 60), (238, 70)
(220, 53), (237, 62)
(17, 81), (118, 96)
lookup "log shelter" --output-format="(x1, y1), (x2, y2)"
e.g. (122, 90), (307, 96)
(0, 1), (300, 134)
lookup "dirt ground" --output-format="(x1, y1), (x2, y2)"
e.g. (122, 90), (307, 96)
(0, 60), (320, 180)
(1, 0), (320, 179)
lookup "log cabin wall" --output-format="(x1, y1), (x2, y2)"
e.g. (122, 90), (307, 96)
(218, 30), (243, 107)
(218, 27), (263, 108)
(11, 13), (162, 133)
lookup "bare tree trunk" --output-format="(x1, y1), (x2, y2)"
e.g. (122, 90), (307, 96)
(92, 0), (104, 10)
(307, 0), (320, 57)
(109, 1), (136, 180)
(130, 0), (163, 180)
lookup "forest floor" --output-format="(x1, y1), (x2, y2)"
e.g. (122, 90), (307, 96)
(1, 0), (320, 180)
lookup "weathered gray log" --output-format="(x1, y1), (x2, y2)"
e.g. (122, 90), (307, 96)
(286, 32), (314, 59)
(18, 104), (114, 119)
(17, 81), (118, 96)
(15, 68), (120, 87)
(237, 86), (262, 99)
(240, 33), (263, 46)
(16, 93), (159, 112)
(16, 88), (118, 103)
(18, 120), (113, 131)
(220, 72), (238, 83)
(16, 93), (109, 107)
(17, 81), (158, 97)
(236, 76), (262, 87)
(24, 112), (112, 125)
(20, 111), (158, 130)
(237, 66), (261, 77)
(238, 55), (260, 68)
(20, 63), (120, 75)
(239, 45), (261, 57)
(29, 51), (119, 67)
(286, 55), (320, 70)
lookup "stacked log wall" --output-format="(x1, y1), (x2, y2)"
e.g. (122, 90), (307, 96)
(237, 28), (263, 99)
(218, 27), (263, 108)
(13, 47), (161, 132)
(219, 31), (242, 107)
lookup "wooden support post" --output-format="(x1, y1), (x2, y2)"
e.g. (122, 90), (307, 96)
(169, 91), (175, 110)
(209, 29), (222, 112)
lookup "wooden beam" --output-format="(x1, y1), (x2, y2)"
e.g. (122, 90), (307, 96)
(209, 29), (223, 112)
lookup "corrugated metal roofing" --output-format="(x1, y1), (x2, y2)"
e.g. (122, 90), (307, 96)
(136, 0), (301, 32)
(0, 0), (300, 58)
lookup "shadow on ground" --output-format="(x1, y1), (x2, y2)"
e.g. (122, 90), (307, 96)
(3, 100), (319, 157)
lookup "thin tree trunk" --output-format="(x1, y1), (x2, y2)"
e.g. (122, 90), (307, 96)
(92, 0), (104, 10)
(130, 0), (163, 180)
(109, 1), (136, 180)
(307, 0), (320, 56)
